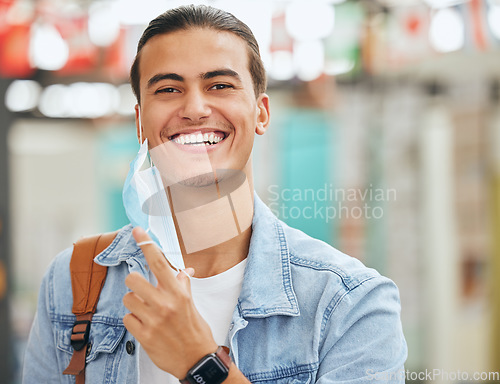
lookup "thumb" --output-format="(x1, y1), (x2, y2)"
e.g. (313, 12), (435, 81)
(176, 267), (195, 291)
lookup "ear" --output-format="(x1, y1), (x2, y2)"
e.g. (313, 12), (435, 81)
(255, 93), (270, 136)
(134, 104), (143, 143)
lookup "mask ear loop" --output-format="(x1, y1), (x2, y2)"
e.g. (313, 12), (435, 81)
(138, 106), (143, 144)
(138, 106), (153, 168)
(138, 110), (156, 254)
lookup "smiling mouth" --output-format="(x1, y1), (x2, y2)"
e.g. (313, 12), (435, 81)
(169, 131), (227, 146)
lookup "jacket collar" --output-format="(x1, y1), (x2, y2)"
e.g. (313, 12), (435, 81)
(237, 194), (300, 318)
(94, 224), (144, 267)
(95, 193), (300, 318)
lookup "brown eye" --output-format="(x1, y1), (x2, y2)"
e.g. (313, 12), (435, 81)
(210, 84), (233, 90)
(156, 87), (180, 94)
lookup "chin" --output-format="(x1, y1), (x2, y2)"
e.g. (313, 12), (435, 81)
(178, 173), (218, 187)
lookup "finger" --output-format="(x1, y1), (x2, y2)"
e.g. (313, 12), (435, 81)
(123, 313), (143, 338)
(132, 227), (176, 290)
(122, 291), (152, 323)
(176, 268), (195, 293)
(125, 272), (165, 307)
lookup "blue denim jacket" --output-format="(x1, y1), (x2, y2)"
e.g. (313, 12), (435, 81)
(23, 194), (407, 383)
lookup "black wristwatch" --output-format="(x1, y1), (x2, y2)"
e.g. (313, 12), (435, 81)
(180, 346), (232, 384)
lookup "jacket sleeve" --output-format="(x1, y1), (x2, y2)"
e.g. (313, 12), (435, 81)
(22, 252), (70, 384)
(316, 276), (408, 384)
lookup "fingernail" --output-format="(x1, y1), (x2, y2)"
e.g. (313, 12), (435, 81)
(183, 268), (195, 278)
(134, 227), (146, 236)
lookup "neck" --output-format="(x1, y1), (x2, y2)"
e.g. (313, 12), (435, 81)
(181, 226), (252, 278)
(167, 163), (255, 278)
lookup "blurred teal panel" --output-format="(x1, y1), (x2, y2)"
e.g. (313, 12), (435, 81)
(96, 123), (138, 232)
(363, 122), (387, 275)
(278, 108), (337, 245)
(106, 187), (130, 231)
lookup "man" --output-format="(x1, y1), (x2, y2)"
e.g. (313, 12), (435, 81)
(23, 5), (407, 384)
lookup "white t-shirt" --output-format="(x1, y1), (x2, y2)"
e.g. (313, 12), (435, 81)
(138, 259), (247, 383)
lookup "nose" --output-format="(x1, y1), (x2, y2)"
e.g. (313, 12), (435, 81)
(179, 90), (211, 121)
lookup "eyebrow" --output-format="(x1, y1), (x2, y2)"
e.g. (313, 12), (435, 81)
(147, 68), (242, 89)
(147, 73), (184, 89)
(202, 69), (241, 82)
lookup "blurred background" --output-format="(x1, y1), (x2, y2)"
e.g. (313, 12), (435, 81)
(1, 0), (499, 382)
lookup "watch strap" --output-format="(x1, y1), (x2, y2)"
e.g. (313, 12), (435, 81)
(215, 346), (231, 369)
(180, 346), (232, 384)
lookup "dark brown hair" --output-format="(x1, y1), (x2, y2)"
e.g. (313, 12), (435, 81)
(130, 5), (267, 104)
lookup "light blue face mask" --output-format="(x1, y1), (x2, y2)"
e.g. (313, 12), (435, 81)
(122, 138), (185, 271)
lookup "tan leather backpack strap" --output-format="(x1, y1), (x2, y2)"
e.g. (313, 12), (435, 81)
(70, 231), (116, 315)
(63, 231), (118, 383)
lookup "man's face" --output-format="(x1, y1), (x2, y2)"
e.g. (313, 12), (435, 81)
(136, 28), (270, 185)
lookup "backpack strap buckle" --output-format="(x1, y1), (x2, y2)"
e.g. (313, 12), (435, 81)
(63, 313), (94, 378)
(70, 319), (91, 351)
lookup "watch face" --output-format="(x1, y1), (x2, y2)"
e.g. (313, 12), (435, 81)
(189, 356), (228, 384)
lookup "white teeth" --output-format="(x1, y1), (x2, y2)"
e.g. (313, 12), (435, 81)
(173, 132), (225, 145)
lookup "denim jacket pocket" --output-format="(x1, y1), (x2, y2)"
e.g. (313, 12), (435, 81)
(56, 317), (126, 363)
(248, 370), (313, 384)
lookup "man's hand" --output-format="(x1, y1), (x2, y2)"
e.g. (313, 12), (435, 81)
(122, 227), (218, 379)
